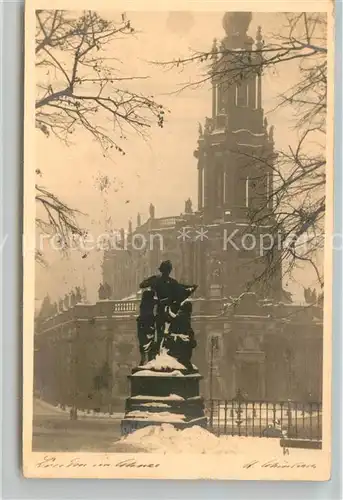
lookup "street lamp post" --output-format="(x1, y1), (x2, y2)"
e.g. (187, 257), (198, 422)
(209, 336), (219, 428)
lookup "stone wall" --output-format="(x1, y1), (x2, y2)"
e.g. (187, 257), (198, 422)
(34, 298), (323, 412)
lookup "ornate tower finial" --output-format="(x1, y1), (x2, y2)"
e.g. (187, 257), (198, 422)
(128, 219), (132, 234)
(185, 198), (193, 214)
(204, 117), (213, 134)
(211, 37), (218, 59)
(149, 203), (155, 219)
(137, 212), (141, 227)
(222, 12), (252, 37)
(264, 116), (268, 129)
(269, 125), (274, 143)
(256, 25), (263, 50)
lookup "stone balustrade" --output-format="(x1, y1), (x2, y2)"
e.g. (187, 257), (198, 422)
(35, 295), (323, 337)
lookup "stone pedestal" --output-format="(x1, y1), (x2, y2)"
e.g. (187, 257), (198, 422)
(120, 355), (207, 436)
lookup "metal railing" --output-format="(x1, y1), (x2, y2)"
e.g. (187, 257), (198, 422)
(207, 392), (322, 440)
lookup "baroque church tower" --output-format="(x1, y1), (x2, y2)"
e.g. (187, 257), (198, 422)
(103, 12), (283, 302)
(193, 12), (282, 299)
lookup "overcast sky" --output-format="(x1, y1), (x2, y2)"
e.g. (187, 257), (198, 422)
(35, 11), (325, 304)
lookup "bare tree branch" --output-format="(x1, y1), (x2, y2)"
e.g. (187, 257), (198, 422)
(35, 10), (167, 259)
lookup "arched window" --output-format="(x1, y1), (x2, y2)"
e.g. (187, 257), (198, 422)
(249, 178), (259, 208)
(234, 171), (247, 207)
(245, 177), (250, 207)
(223, 169), (227, 204)
(215, 164), (224, 207)
(266, 172), (273, 208)
(235, 83), (248, 107)
(217, 83), (226, 113)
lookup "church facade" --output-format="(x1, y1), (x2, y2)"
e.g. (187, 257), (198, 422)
(34, 13), (323, 412)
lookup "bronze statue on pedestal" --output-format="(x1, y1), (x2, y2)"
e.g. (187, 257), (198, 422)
(136, 260), (198, 370)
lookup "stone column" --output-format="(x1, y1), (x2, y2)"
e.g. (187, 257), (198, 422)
(214, 164), (224, 208)
(197, 241), (206, 297)
(232, 363), (237, 399)
(249, 74), (257, 109)
(257, 75), (262, 109)
(203, 159), (210, 211)
(106, 330), (113, 413)
(198, 164), (203, 210)
(259, 361), (266, 399)
(212, 82), (217, 118)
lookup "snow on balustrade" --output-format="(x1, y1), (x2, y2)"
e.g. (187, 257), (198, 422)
(152, 216), (177, 228)
(112, 301), (138, 313)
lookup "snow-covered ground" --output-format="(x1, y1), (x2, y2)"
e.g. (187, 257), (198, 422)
(118, 423), (320, 457)
(120, 424), (320, 460)
(34, 399), (123, 419)
(69, 408), (123, 419)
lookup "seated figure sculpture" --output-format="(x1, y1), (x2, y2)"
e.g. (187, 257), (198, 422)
(164, 301), (197, 372)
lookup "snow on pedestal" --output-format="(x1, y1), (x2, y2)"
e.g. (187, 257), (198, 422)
(120, 424), (225, 453)
(121, 352), (207, 436)
(142, 352), (186, 371)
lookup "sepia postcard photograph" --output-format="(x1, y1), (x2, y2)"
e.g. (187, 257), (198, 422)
(23, 0), (334, 480)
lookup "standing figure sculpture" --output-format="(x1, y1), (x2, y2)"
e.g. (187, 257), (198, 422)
(98, 283), (106, 300)
(104, 282), (112, 300)
(75, 287), (82, 303)
(138, 260), (197, 366)
(136, 290), (156, 365)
